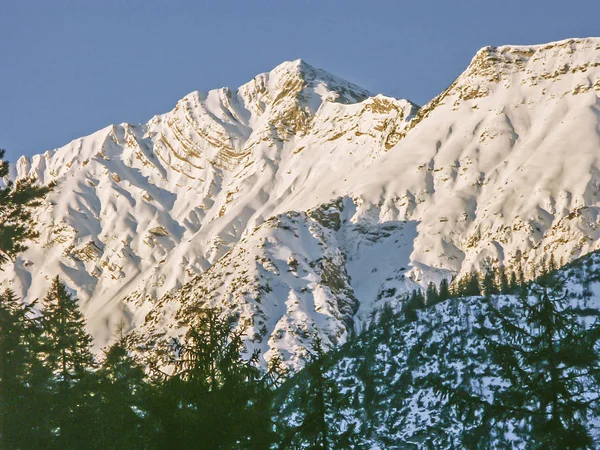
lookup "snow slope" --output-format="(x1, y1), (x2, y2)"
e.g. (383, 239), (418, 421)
(2, 59), (416, 352)
(275, 250), (600, 448)
(3, 38), (600, 367)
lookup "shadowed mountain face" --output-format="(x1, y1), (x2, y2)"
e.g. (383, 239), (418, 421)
(3, 38), (600, 368)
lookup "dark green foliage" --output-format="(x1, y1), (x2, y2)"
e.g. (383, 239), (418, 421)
(490, 271), (600, 447)
(482, 269), (498, 297)
(448, 268), (600, 448)
(40, 276), (95, 384)
(509, 269), (519, 293)
(151, 308), (277, 449)
(438, 278), (450, 302)
(0, 148), (52, 267)
(426, 282), (439, 306)
(0, 289), (51, 449)
(92, 328), (150, 449)
(498, 265), (510, 294)
(463, 270), (482, 296)
(1, 274), (282, 449)
(277, 334), (358, 449)
(404, 289), (426, 321)
(39, 276), (97, 448)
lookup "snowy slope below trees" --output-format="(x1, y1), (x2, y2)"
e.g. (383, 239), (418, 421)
(274, 250), (600, 448)
(2, 38), (600, 367)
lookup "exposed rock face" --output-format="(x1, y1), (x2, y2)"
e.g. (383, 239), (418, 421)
(3, 38), (600, 368)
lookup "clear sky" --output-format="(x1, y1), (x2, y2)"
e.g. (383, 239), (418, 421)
(2, 0), (599, 161)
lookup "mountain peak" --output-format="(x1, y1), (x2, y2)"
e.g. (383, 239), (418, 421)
(270, 58), (311, 72)
(9, 37), (600, 372)
(249, 59), (373, 106)
(464, 37), (600, 84)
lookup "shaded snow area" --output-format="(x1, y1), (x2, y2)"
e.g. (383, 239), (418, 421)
(132, 198), (424, 370)
(277, 251), (600, 448)
(1, 38), (600, 370)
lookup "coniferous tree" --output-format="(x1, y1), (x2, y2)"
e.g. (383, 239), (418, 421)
(517, 261), (526, 288)
(499, 266), (510, 293)
(461, 269), (600, 448)
(155, 307), (275, 449)
(280, 335), (356, 449)
(464, 270), (481, 296)
(426, 281), (439, 306)
(0, 148), (52, 266)
(438, 278), (451, 302)
(483, 270), (498, 297)
(0, 152), (53, 447)
(0, 289), (51, 448)
(39, 276), (96, 448)
(404, 290), (426, 321)
(92, 326), (149, 449)
(508, 268), (519, 294)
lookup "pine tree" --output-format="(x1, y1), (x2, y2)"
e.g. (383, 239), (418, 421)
(517, 261), (526, 288)
(483, 269), (498, 297)
(498, 265), (510, 293)
(39, 276), (96, 448)
(0, 289), (51, 448)
(404, 290), (425, 321)
(0, 151), (53, 447)
(93, 325), (149, 449)
(508, 268), (519, 293)
(0, 148), (52, 266)
(426, 281), (439, 306)
(464, 269), (481, 296)
(472, 269), (600, 447)
(438, 278), (451, 302)
(279, 335), (357, 449)
(158, 307), (275, 449)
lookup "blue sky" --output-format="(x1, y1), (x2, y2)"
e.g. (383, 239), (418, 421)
(2, 0), (599, 161)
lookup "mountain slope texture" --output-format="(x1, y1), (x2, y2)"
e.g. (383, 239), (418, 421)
(3, 37), (600, 369)
(275, 251), (600, 448)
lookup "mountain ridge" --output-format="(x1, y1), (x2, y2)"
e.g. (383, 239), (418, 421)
(3, 37), (600, 368)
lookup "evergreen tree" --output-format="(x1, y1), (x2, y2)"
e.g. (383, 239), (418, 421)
(438, 278), (451, 302)
(39, 276), (96, 448)
(279, 335), (356, 449)
(508, 268), (519, 293)
(156, 307), (275, 449)
(426, 281), (439, 306)
(516, 261), (526, 288)
(0, 151), (53, 447)
(0, 148), (52, 266)
(92, 326), (149, 449)
(378, 302), (395, 340)
(483, 269), (498, 297)
(465, 269), (600, 447)
(497, 265), (510, 293)
(404, 290), (425, 321)
(549, 253), (557, 272)
(463, 270), (481, 296)
(0, 289), (51, 448)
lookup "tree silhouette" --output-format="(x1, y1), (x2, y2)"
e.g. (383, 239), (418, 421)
(39, 276), (96, 448)
(456, 269), (600, 448)
(154, 308), (275, 449)
(0, 289), (51, 448)
(279, 334), (357, 449)
(0, 148), (52, 266)
(92, 325), (149, 449)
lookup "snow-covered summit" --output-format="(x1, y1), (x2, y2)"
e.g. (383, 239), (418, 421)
(3, 39), (600, 368)
(3, 60), (417, 354)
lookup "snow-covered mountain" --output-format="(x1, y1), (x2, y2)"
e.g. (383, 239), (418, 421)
(3, 38), (600, 368)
